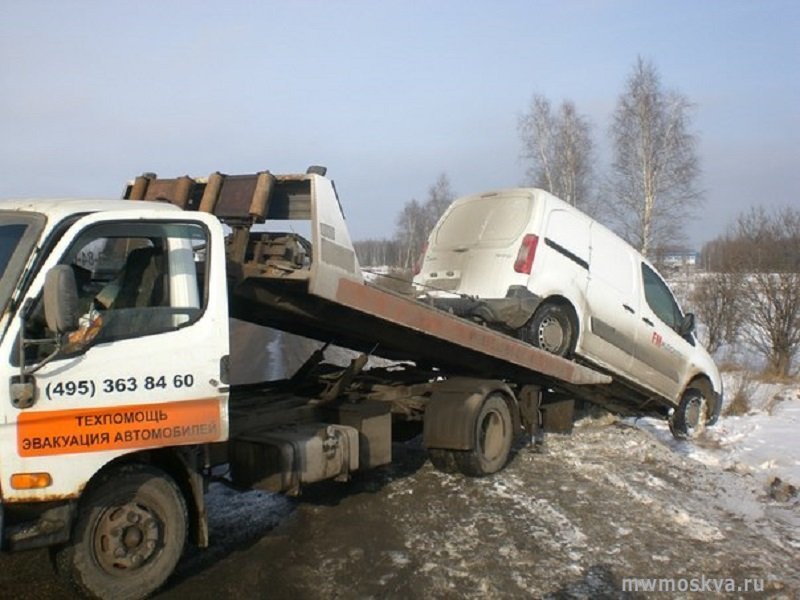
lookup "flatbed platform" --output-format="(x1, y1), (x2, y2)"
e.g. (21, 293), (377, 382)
(124, 169), (611, 394)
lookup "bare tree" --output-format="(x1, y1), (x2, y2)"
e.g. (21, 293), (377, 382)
(700, 206), (800, 376)
(395, 197), (426, 270)
(424, 172), (455, 228)
(519, 95), (594, 211)
(690, 270), (744, 354)
(393, 173), (456, 271)
(605, 57), (702, 258)
(732, 207), (800, 376)
(354, 238), (402, 267)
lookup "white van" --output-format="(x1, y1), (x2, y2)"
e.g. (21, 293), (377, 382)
(414, 188), (722, 438)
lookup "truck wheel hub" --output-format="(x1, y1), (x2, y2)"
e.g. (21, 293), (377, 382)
(95, 502), (161, 572)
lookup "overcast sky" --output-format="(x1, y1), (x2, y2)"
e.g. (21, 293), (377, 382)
(1, 1), (798, 249)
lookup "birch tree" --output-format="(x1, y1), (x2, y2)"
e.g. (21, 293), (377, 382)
(394, 173), (456, 270)
(424, 173), (455, 228)
(519, 95), (594, 211)
(606, 57), (702, 258)
(395, 198), (426, 270)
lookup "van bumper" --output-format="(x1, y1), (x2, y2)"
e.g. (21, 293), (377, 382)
(429, 286), (542, 330)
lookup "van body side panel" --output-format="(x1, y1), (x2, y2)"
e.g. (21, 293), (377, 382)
(582, 223), (639, 379)
(541, 208), (590, 272)
(526, 204), (591, 331)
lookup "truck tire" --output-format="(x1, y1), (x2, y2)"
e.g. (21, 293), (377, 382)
(669, 388), (708, 440)
(55, 464), (187, 600)
(528, 303), (575, 357)
(455, 394), (513, 476)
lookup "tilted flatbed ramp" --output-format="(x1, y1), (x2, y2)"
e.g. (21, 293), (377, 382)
(229, 275), (609, 387)
(124, 169), (611, 390)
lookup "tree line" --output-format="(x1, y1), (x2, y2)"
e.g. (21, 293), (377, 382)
(692, 207), (800, 377)
(354, 172), (454, 272)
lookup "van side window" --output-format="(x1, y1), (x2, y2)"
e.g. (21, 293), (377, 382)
(641, 263), (681, 330)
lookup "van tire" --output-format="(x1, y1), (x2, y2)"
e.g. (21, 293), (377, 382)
(669, 388), (708, 440)
(454, 394), (514, 476)
(55, 464), (187, 600)
(528, 303), (576, 357)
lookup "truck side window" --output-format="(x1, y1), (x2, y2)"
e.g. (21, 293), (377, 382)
(641, 263), (681, 330)
(23, 221), (209, 360)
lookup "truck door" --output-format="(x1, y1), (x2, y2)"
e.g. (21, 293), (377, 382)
(1, 211), (229, 502)
(632, 263), (690, 401)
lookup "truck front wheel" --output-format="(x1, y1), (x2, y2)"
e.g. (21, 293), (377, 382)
(455, 394), (514, 476)
(55, 464), (187, 600)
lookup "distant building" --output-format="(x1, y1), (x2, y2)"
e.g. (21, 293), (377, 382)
(657, 249), (699, 269)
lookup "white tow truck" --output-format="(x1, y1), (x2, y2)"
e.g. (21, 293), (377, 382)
(0, 168), (610, 599)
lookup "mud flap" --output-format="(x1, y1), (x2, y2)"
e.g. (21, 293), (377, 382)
(518, 385), (543, 445)
(422, 378), (518, 450)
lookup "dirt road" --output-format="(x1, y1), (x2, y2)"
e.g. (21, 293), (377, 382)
(2, 417), (798, 599)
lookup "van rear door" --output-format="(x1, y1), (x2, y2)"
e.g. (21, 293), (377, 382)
(417, 192), (534, 298)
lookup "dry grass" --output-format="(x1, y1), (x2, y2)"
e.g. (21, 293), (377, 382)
(722, 370), (759, 417)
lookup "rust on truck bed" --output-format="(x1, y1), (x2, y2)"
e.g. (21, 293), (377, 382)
(226, 272), (608, 387)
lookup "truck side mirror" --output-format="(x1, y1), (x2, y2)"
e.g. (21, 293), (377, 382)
(679, 312), (696, 337)
(44, 266), (80, 334)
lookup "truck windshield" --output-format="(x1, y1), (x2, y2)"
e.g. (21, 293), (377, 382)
(0, 212), (46, 318)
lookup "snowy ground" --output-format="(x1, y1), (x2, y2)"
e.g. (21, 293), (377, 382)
(636, 373), (800, 492)
(2, 390), (797, 599)
(154, 412), (799, 599)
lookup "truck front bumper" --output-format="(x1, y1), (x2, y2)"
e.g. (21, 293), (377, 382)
(0, 500), (76, 552)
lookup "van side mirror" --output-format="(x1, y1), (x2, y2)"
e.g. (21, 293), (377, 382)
(44, 266), (80, 334)
(679, 312), (696, 337)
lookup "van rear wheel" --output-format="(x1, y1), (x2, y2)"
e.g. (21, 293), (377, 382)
(528, 303), (575, 357)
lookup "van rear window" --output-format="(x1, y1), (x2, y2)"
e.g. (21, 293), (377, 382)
(435, 195), (532, 247)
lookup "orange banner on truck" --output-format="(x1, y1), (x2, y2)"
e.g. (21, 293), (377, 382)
(17, 398), (224, 457)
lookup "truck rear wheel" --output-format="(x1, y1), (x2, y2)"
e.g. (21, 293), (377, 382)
(55, 464), (187, 600)
(455, 394), (513, 476)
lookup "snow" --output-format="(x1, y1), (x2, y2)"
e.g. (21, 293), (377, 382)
(632, 374), (800, 489)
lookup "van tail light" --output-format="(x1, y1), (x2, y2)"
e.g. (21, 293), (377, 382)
(514, 234), (539, 274)
(413, 242), (428, 276)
